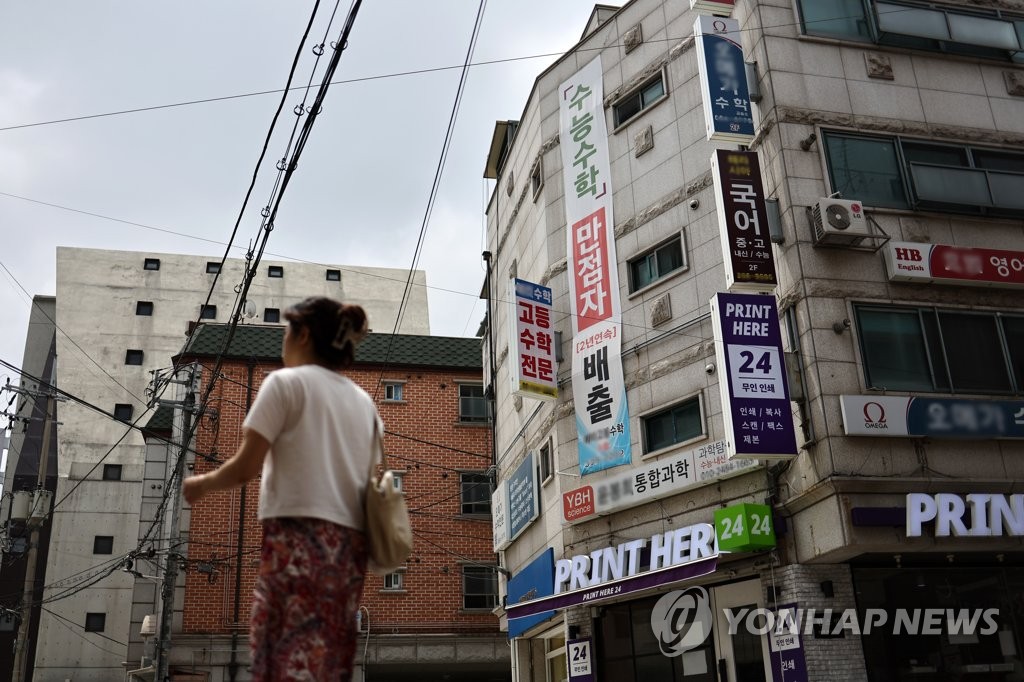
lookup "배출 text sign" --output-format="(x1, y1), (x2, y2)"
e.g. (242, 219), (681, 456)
(711, 292), (797, 459)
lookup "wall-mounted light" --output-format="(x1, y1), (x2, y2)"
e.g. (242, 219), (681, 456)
(832, 319), (851, 334)
(799, 133), (818, 152)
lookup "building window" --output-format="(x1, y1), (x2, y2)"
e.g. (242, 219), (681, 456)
(113, 404), (133, 423)
(796, 0), (1024, 62)
(143, 258), (160, 271)
(205, 262), (221, 274)
(93, 536), (114, 555)
(628, 235), (686, 292)
(136, 301), (154, 316)
(383, 572), (403, 590)
(539, 439), (553, 483)
(458, 384), (489, 423)
(200, 304), (217, 320)
(460, 472), (491, 515)
(103, 464), (123, 481)
(642, 396), (704, 453)
(125, 349), (144, 366)
(531, 160), (544, 200)
(463, 566), (498, 610)
(326, 269), (341, 281)
(264, 308), (280, 323)
(0, 611), (15, 632)
(613, 72), (667, 128)
(84, 613), (106, 633)
(823, 131), (1024, 215)
(854, 304), (1024, 394)
(268, 265), (284, 278)
(391, 472), (403, 492)
(383, 382), (404, 402)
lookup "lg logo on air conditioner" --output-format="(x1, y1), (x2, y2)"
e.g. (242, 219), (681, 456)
(650, 587), (713, 657)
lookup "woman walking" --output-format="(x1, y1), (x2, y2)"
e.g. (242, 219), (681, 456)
(184, 296), (378, 681)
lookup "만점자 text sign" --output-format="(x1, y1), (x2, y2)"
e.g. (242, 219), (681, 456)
(884, 241), (1024, 289)
(712, 149), (778, 292)
(840, 395), (1024, 439)
(711, 292), (798, 459)
(511, 278), (558, 400)
(695, 15), (754, 143)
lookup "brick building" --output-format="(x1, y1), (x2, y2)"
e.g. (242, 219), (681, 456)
(130, 324), (510, 682)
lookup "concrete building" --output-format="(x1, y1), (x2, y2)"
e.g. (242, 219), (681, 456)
(4, 246), (428, 680)
(482, 1), (1024, 681)
(127, 324), (508, 682)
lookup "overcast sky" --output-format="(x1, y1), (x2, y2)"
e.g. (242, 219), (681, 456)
(0, 0), (604, 390)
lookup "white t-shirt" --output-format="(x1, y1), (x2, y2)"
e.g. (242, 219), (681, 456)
(243, 364), (380, 530)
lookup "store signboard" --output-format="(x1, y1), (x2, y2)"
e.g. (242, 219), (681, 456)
(884, 241), (1024, 289)
(906, 493), (1024, 538)
(769, 603), (809, 682)
(559, 56), (632, 475)
(511, 278), (558, 400)
(507, 548), (556, 639)
(567, 638), (594, 682)
(506, 523), (719, 621)
(492, 483), (510, 552)
(691, 0), (735, 15)
(695, 15), (754, 143)
(712, 149), (778, 292)
(711, 292), (798, 459)
(560, 439), (759, 525)
(508, 451), (539, 543)
(840, 395), (1024, 439)
(714, 502), (776, 552)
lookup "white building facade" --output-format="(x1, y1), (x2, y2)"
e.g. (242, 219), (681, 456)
(13, 247), (428, 680)
(484, 2), (1024, 681)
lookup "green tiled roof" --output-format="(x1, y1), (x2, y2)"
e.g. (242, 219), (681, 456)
(144, 405), (174, 432)
(177, 324), (482, 370)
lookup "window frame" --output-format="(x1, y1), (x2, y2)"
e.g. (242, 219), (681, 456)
(113, 404), (133, 423)
(459, 471), (492, 516)
(612, 70), (669, 130)
(84, 612), (106, 633)
(461, 565), (499, 611)
(853, 303), (1024, 395)
(382, 571), (404, 591)
(199, 304), (217, 320)
(263, 308), (281, 324)
(143, 258), (160, 271)
(326, 269), (341, 281)
(530, 159), (544, 201)
(457, 382), (489, 424)
(640, 393), (707, 457)
(136, 301), (154, 316)
(125, 349), (144, 366)
(268, 265), (284, 278)
(539, 438), (553, 485)
(93, 536), (114, 555)
(205, 261), (221, 274)
(383, 381), (405, 402)
(626, 233), (688, 295)
(822, 130), (1024, 216)
(103, 464), (123, 481)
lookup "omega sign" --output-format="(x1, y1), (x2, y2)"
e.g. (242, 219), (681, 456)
(861, 401), (887, 430)
(907, 493), (1024, 537)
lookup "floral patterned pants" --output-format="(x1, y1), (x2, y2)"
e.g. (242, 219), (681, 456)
(250, 518), (367, 681)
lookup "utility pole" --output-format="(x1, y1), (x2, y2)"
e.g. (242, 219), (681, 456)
(12, 371), (57, 682)
(153, 364), (197, 682)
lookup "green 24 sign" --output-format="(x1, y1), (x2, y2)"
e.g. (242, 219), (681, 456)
(714, 503), (776, 552)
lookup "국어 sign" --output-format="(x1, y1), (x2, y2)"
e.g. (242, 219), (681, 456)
(712, 149), (778, 292)
(711, 292), (797, 459)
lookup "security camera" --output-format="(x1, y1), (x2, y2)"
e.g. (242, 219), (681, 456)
(689, 198), (700, 210)
(705, 363), (715, 374)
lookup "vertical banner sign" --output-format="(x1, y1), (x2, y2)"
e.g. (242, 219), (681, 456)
(710, 292), (798, 460)
(508, 451), (539, 543)
(491, 483), (509, 552)
(559, 57), (632, 475)
(694, 15), (754, 144)
(511, 278), (558, 400)
(712, 150), (778, 292)
(567, 638), (595, 682)
(770, 604), (809, 682)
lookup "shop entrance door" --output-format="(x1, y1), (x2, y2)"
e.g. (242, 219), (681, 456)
(711, 580), (772, 682)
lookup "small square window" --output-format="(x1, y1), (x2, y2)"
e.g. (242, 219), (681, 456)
(113, 405), (133, 423)
(93, 536), (114, 555)
(391, 472), (404, 492)
(136, 301), (154, 316)
(460, 472), (491, 515)
(628, 235), (686, 292)
(268, 265), (284, 278)
(384, 382), (404, 402)
(143, 258), (160, 271)
(103, 464), (123, 481)
(264, 308), (281, 323)
(84, 613), (106, 633)
(462, 566), (498, 610)
(383, 572), (403, 590)
(206, 262), (221, 274)
(326, 269), (341, 281)
(613, 73), (666, 128)
(200, 305), (217, 320)
(125, 350), (144, 366)
(642, 396), (704, 453)
(458, 384), (489, 423)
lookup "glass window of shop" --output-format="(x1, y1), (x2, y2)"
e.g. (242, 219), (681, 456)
(854, 565), (1024, 681)
(596, 595), (716, 682)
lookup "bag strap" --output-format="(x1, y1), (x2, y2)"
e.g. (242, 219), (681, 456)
(369, 416), (386, 479)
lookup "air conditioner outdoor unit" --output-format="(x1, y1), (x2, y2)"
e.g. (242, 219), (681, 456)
(812, 198), (870, 245)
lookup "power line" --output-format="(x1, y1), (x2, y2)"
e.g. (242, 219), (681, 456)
(40, 606), (128, 656)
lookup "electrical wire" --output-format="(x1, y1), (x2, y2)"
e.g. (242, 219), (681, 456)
(40, 606), (128, 656)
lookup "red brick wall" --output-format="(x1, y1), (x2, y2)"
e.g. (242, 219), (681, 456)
(182, 358), (499, 636)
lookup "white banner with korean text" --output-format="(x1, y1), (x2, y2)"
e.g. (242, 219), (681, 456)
(559, 57), (631, 475)
(510, 278), (558, 400)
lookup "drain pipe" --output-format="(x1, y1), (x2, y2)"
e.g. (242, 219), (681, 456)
(227, 359), (255, 680)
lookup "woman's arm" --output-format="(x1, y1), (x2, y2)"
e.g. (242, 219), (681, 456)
(183, 427), (270, 504)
